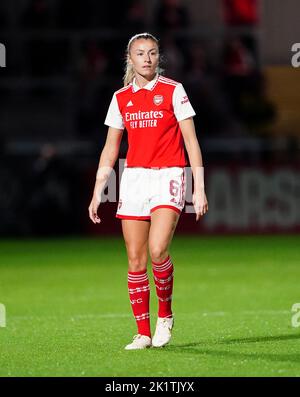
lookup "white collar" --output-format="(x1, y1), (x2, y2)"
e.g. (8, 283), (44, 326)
(132, 74), (159, 92)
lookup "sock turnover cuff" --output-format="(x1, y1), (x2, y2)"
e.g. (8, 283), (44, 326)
(151, 255), (171, 267)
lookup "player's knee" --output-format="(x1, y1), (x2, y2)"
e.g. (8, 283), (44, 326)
(127, 250), (148, 272)
(149, 246), (168, 264)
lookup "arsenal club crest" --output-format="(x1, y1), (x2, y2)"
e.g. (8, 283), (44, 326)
(153, 95), (164, 106)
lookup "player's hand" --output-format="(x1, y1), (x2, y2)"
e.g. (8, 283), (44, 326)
(88, 196), (101, 224)
(192, 190), (208, 221)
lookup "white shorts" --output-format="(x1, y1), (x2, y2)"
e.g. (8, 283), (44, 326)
(116, 167), (186, 220)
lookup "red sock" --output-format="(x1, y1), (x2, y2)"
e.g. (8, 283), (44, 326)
(127, 270), (151, 337)
(152, 256), (174, 318)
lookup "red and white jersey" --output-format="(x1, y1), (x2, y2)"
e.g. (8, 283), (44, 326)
(104, 74), (196, 168)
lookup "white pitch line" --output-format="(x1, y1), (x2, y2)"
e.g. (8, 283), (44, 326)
(186, 310), (290, 317)
(9, 310), (290, 321)
(9, 313), (132, 321)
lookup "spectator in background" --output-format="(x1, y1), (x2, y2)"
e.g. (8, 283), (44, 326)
(159, 34), (184, 80)
(125, 0), (146, 34)
(186, 42), (208, 81)
(76, 40), (109, 138)
(28, 144), (79, 236)
(78, 40), (109, 81)
(185, 42), (235, 136)
(221, 2), (275, 131)
(154, 0), (190, 70)
(222, 0), (259, 65)
(154, 0), (189, 31)
(221, 36), (258, 114)
(21, 0), (52, 29)
(222, 0), (259, 26)
(221, 36), (275, 130)
(222, 37), (256, 78)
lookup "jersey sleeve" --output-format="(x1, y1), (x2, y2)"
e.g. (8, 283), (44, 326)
(172, 84), (196, 122)
(104, 93), (124, 130)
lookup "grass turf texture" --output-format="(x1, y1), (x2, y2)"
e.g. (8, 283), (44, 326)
(0, 235), (299, 377)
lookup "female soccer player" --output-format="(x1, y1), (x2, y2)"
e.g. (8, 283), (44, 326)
(88, 33), (208, 350)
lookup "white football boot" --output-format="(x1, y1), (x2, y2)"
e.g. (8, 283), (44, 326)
(152, 317), (174, 347)
(124, 334), (152, 350)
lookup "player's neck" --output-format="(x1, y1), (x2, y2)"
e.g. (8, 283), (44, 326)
(134, 73), (156, 88)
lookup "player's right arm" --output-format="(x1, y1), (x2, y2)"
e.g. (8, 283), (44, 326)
(88, 127), (123, 224)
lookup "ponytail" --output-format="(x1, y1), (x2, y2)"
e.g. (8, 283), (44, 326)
(123, 32), (163, 87)
(123, 63), (136, 87)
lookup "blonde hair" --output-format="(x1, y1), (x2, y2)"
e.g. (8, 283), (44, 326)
(123, 32), (163, 86)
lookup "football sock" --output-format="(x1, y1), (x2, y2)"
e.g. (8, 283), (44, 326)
(127, 270), (151, 337)
(152, 255), (174, 318)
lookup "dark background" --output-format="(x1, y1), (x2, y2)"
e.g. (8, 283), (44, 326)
(0, 0), (299, 237)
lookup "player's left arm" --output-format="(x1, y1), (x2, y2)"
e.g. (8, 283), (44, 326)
(179, 117), (208, 220)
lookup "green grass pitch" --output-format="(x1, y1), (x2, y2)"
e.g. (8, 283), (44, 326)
(0, 235), (300, 377)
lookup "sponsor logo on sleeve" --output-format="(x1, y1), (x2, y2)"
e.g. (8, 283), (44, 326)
(181, 95), (190, 105)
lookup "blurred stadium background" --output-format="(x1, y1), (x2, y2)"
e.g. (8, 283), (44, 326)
(1, 0), (300, 378)
(0, 0), (299, 237)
